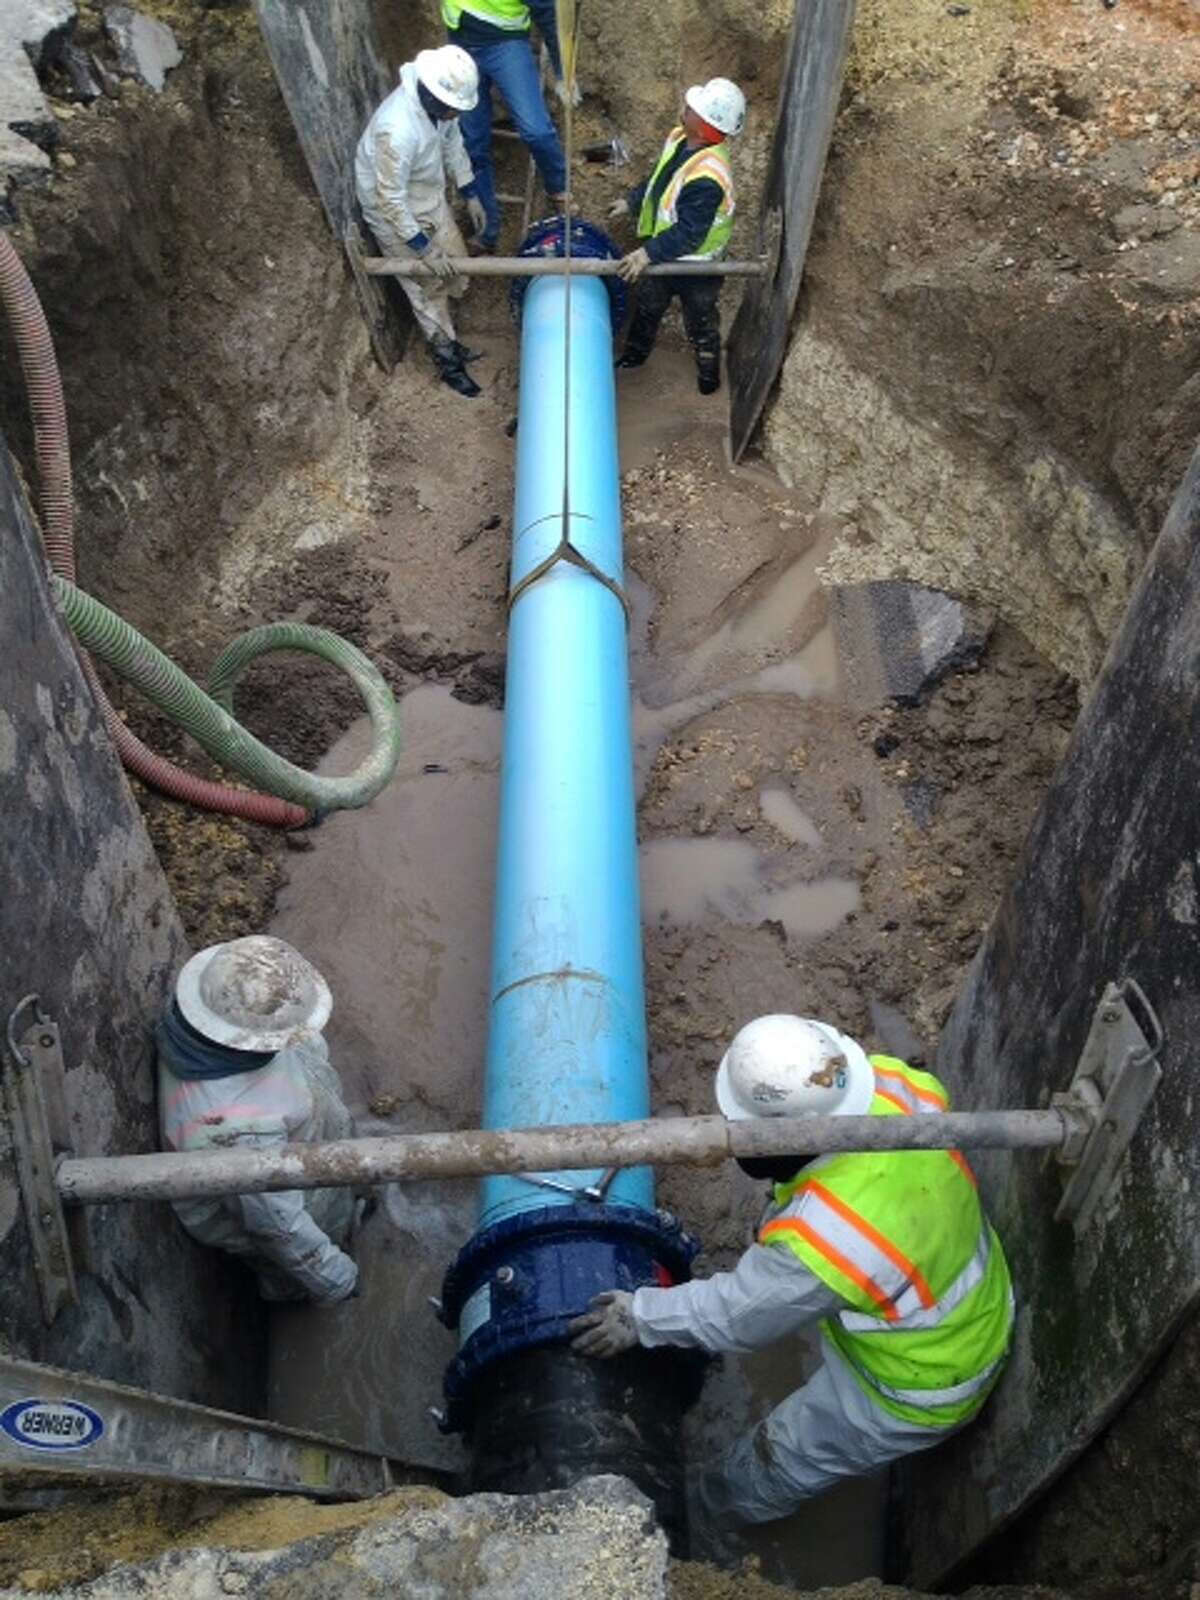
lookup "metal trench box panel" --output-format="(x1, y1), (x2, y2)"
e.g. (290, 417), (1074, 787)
(0, 432), (259, 1412)
(251, 0), (406, 367)
(897, 445), (1200, 1584)
(727, 0), (857, 460)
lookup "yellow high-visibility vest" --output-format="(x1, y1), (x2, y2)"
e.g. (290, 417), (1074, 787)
(759, 1056), (1014, 1428)
(443, 0), (532, 32)
(637, 125), (735, 261)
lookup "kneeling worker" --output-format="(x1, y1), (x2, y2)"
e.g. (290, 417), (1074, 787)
(608, 78), (746, 394)
(158, 936), (358, 1305)
(355, 46), (489, 398)
(571, 1014), (1014, 1522)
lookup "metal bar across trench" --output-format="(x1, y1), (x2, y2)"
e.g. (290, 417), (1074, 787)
(362, 255), (767, 278)
(55, 1108), (1079, 1205)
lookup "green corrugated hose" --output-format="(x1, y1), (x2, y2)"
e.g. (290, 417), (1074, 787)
(52, 574), (402, 815)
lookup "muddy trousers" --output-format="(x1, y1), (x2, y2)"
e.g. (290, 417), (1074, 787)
(621, 273), (722, 391)
(696, 1341), (963, 1524)
(364, 207), (470, 349)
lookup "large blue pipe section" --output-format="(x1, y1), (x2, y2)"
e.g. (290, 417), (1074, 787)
(481, 269), (652, 1226)
(439, 225), (701, 1538)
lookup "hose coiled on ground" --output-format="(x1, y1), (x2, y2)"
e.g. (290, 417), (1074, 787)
(55, 580), (401, 812)
(0, 228), (400, 825)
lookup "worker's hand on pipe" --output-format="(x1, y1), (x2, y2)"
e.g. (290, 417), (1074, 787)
(616, 247), (651, 283)
(555, 75), (582, 108)
(607, 197), (630, 221)
(569, 1290), (638, 1358)
(465, 196), (488, 240)
(419, 242), (458, 280)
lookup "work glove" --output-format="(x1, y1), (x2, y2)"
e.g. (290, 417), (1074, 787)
(569, 1290), (638, 1358)
(555, 75), (582, 108)
(616, 246), (651, 283)
(419, 241), (458, 280)
(607, 196), (629, 221)
(465, 195), (488, 240)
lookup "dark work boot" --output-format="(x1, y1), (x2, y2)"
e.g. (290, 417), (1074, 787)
(431, 335), (482, 398)
(695, 341), (722, 396)
(615, 322), (657, 371)
(452, 340), (485, 366)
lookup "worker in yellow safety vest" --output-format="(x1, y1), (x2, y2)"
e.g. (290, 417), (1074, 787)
(570, 1013), (1015, 1523)
(443, 0), (571, 254)
(608, 78), (745, 395)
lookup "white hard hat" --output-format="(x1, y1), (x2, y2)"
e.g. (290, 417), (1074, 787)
(715, 1014), (875, 1121)
(175, 936), (332, 1053)
(685, 77), (746, 138)
(415, 45), (479, 112)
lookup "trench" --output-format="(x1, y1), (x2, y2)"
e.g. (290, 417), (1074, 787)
(1, 43), (1075, 1600)
(4, 0), (1200, 1592)
(129, 313), (1066, 1588)
(261, 443), (884, 1584)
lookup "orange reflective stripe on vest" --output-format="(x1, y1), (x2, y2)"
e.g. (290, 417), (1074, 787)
(760, 1215), (903, 1321)
(872, 1061), (948, 1113)
(762, 1175), (937, 1321)
(868, 1057), (977, 1186)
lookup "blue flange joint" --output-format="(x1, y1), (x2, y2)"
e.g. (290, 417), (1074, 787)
(438, 1201), (702, 1433)
(509, 216), (627, 330)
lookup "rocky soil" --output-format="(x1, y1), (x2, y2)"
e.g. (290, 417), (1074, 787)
(0, 1475), (1093, 1599)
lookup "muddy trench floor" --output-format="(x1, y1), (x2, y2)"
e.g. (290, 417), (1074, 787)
(87, 291), (1082, 1588)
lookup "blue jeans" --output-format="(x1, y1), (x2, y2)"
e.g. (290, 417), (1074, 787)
(454, 36), (567, 248)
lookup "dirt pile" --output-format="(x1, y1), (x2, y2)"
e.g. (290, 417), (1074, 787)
(767, 0), (1200, 683)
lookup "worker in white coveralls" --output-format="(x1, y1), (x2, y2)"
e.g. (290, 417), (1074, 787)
(355, 46), (489, 398)
(570, 1015), (1015, 1522)
(157, 936), (359, 1305)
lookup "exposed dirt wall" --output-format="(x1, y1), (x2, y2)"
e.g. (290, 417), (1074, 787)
(0, 6), (377, 644)
(765, 0), (1200, 683)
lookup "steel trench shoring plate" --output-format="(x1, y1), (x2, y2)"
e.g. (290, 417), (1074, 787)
(1054, 977), (1163, 1232)
(3, 998), (77, 1324)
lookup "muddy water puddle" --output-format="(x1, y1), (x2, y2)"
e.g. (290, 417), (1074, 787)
(279, 540), (856, 1073)
(641, 836), (859, 938)
(648, 542), (839, 704)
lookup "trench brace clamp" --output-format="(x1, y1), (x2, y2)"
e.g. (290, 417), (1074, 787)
(1052, 977), (1164, 1232)
(3, 997), (77, 1323)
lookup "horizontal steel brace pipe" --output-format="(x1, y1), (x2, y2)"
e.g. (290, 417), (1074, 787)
(55, 1108), (1082, 1205)
(362, 256), (767, 278)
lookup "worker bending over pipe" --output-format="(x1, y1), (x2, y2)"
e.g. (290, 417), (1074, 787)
(158, 937), (360, 1304)
(608, 78), (747, 395)
(571, 1013), (1015, 1523)
(355, 47), (490, 398)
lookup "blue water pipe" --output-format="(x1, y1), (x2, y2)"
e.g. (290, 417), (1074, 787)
(483, 236), (650, 1226)
(438, 226), (702, 1523)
